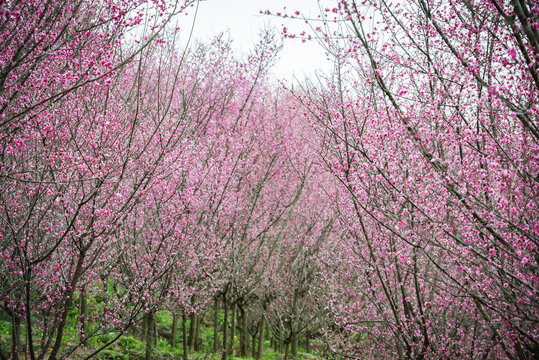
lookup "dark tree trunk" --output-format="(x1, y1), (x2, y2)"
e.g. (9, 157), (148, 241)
(142, 315), (148, 341)
(79, 285), (87, 346)
(213, 298), (219, 353)
(251, 333), (257, 357)
(11, 312), (21, 360)
(188, 313), (196, 351)
(291, 335), (298, 358)
(229, 303), (236, 355)
(182, 312), (188, 360)
(24, 269), (36, 360)
(222, 300), (228, 360)
(145, 311), (154, 360)
(239, 307), (247, 357)
(194, 313), (201, 351)
(153, 313), (158, 346)
(171, 312), (178, 348)
(49, 249), (86, 360)
(256, 316), (265, 360)
(291, 293), (298, 358)
(284, 341), (290, 360)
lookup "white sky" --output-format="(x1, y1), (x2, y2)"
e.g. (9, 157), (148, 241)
(177, 0), (336, 81)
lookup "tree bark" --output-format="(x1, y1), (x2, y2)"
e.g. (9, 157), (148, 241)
(222, 300), (228, 360)
(213, 298), (219, 353)
(284, 341), (290, 360)
(182, 312), (188, 360)
(153, 313), (158, 346)
(291, 291), (298, 358)
(49, 247), (87, 360)
(251, 332), (257, 357)
(188, 313), (196, 351)
(229, 303), (236, 356)
(194, 313), (201, 352)
(142, 315), (148, 341)
(24, 269), (36, 360)
(79, 285), (87, 346)
(256, 316), (265, 360)
(171, 312), (178, 348)
(145, 311), (154, 360)
(239, 306), (247, 357)
(11, 312), (21, 360)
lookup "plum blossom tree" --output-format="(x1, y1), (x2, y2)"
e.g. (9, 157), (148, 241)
(0, 0), (200, 358)
(2, 0), (537, 359)
(284, 0), (538, 358)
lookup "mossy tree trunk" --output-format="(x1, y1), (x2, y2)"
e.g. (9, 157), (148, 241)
(188, 313), (196, 351)
(251, 332), (257, 357)
(142, 315), (148, 341)
(11, 311), (21, 360)
(182, 312), (188, 360)
(222, 300), (228, 360)
(256, 316), (265, 360)
(284, 340), (290, 360)
(171, 312), (178, 348)
(292, 336), (298, 359)
(239, 306), (247, 357)
(213, 298), (219, 353)
(153, 314), (158, 346)
(145, 311), (154, 360)
(228, 303), (236, 356)
(194, 313), (201, 351)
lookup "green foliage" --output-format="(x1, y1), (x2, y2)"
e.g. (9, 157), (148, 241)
(156, 310), (172, 327)
(118, 334), (144, 352)
(0, 298), (322, 360)
(0, 320), (10, 347)
(94, 334), (144, 360)
(260, 350), (280, 360)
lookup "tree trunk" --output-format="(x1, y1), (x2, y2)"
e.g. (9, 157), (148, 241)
(182, 312), (188, 360)
(256, 316), (265, 360)
(291, 291), (298, 358)
(194, 313), (201, 351)
(171, 312), (178, 348)
(79, 285), (87, 346)
(142, 315), (148, 341)
(213, 298), (219, 353)
(153, 313), (158, 346)
(239, 307), (247, 357)
(48, 253), (86, 360)
(188, 313), (196, 351)
(284, 341), (289, 360)
(222, 300), (228, 360)
(145, 311), (154, 360)
(251, 332), (257, 357)
(229, 303), (236, 356)
(11, 312), (21, 360)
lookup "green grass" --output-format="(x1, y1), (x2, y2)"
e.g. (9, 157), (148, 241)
(1, 306), (323, 360)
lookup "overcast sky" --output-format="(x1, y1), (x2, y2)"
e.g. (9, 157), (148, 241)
(177, 0), (336, 81)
